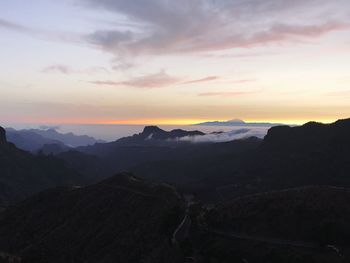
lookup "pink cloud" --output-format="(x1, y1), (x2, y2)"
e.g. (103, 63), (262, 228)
(198, 90), (260, 97)
(42, 64), (73, 74)
(42, 64), (110, 75)
(90, 71), (181, 89)
(229, 79), (256, 84)
(183, 76), (219, 84)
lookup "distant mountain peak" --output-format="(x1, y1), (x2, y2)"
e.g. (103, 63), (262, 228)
(227, 119), (245, 123)
(194, 119), (282, 127)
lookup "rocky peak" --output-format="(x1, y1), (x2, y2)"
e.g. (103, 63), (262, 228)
(141, 126), (164, 135)
(0, 126), (6, 144)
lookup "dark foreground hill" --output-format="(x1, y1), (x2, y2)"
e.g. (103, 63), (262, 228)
(0, 173), (185, 263)
(0, 126), (84, 206)
(208, 186), (350, 245)
(198, 186), (350, 262)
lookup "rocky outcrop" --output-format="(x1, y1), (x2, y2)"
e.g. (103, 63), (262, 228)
(0, 126), (6, 144)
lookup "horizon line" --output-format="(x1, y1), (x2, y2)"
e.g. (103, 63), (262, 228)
(1, 117), (343, 127)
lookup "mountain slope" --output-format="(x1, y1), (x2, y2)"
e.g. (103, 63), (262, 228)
(78, 126), (205, 156)
(0, 173), (185, 263)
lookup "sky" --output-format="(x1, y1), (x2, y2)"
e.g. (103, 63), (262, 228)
(1, 0), (350, 126)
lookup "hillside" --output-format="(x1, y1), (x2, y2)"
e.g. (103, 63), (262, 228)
(208, 186), (350, 244)
(198, 186), (350, 262)
(0, 173), (185, 263)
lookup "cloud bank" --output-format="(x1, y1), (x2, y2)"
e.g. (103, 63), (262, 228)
(177, 127), (269, 143)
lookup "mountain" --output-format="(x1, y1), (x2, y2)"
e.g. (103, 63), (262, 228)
(116, 126), (205, 144)
(57, 150), (113, 183)
(5, 128), (103, 152)
(77, 126), (205, 156)
(39, 143), (71, 155)
(0, 127), (6, 144)
(195, 119), (283, 127)
(0, 126), (85, 206)
(5, 128), (67, 152)
(74, 126), (208, 172)
(129, 137), (262, 201)
(125, 118), (350, 203)
(245, 119), (350, 190)
(0, 173), (185, 263)
(29, 128), (104, 147)
(75, 126), (261, 198)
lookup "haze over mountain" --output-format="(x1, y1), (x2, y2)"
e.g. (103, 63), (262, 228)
(5, 128), (104, 152)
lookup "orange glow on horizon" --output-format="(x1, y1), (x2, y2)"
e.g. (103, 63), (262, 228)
(7, 116), (341, 126)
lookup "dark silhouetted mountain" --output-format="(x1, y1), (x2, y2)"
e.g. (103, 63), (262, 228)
(65, 118), (350, 203)
(74, 126), (210, 174)
(116, 126), (205, 144)
(242, 118), (350, 192)
(130, 137), (262, 201)
(127, 118), (350, 202)
(0, 173), (185, 263)
(0, 126), (85, 206)
(76, 125), (261, 201)
(57, 150), (113, 183)
(39, 143), (70, 155)
(0, 127), (6, 144)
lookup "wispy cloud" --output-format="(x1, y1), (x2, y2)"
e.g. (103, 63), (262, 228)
(90, 71), (181, 88)
(42, 64), (74, 74)
(229, 79), (257, 84)
(183, 76), (219, 84)
(0, 18), (31, 33)
(178, 127), (269, 143)
(198, 90), (260, 97)
(42, 64), (109, 75)
(0, 18), (81, 44)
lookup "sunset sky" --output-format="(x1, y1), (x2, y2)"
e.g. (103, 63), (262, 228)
(1, 0), (350, 125)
